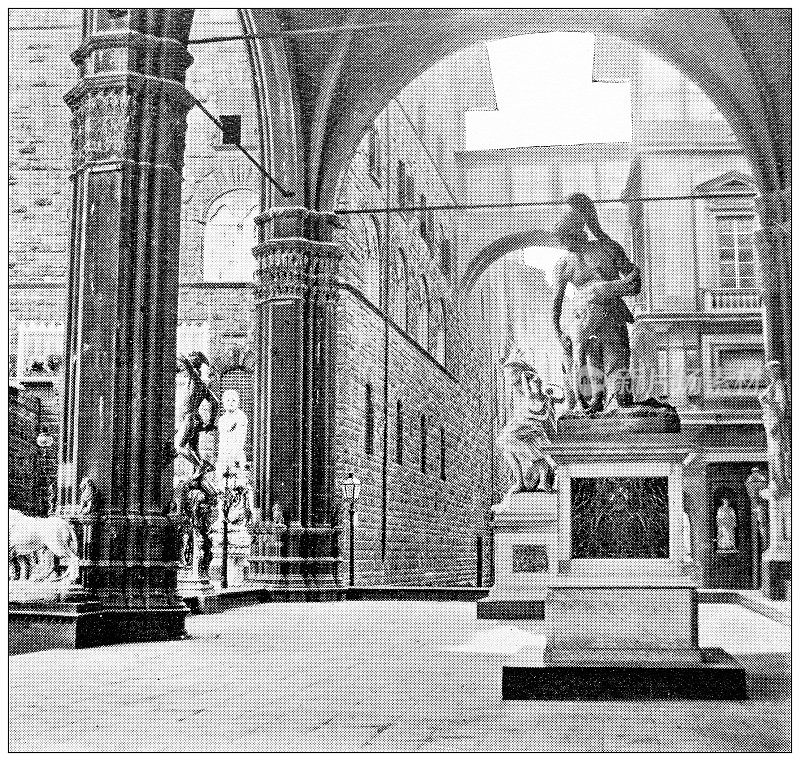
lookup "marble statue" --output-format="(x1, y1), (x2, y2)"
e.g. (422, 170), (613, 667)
(175, 351), (220, 477)
(552, 193), (640, 414)
(215, 389), (248, 486)
(745, 466), (769, 550)
(9, 509), (79, 582)
(715, 497), (738, 553)
(497, 350), (557, 494)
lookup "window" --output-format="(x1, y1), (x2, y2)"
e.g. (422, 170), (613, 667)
(405, 174), (415, 211)
(716, 216), (757, 290)
(420, 414), (427, 472)
(653, 347), (670, 399)
(439, 238), (452, 276)
(363, 216), (381, 305)
(202, 190), (259, 282)
(395, 400), (404, 465)
(367, 125), (381, 183)
(434, 300), (447, 367)
(15, 322), (64, 379)
(365, 384), (375, 455)
(685, 348), (702, 398)
(397, 161), (407, 208)
(418, 278), (431, 351)
(702, 333), (766, 397)
(389, 249), (408, 330)
(439, 426), (446, 480)
(219, 115), (242, 145)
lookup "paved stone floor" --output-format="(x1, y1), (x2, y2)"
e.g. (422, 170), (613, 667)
(9, 601), (790, 752)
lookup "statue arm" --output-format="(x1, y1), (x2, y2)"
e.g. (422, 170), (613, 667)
(205, 389), (221, 431)
(552, 256), (571, 347)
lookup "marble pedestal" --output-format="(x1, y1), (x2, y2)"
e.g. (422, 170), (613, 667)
(502, 434), (746, 700)
(477, 492), (558, 619)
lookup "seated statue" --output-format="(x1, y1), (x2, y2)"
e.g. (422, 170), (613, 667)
(496, 350), (558, 495)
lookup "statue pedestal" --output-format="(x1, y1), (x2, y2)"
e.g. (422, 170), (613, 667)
(502, 433), (747, 700)
(477, 492), (558, 619)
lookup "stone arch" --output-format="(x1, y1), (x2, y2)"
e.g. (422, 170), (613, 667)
(459, 229), (555, 298)
(312, 10), (788, 211)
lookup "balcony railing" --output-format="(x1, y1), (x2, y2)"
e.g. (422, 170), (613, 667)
(703, 288), (762, 312)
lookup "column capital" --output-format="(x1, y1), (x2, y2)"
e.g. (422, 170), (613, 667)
(65, 73), (194, 174)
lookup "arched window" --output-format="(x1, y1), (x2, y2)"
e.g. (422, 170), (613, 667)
(202, 190), (259, 282)
(418, 277), (431, 351)
(395, 400), (404, 465)
(363, 216), (381, 305)
(389, 248), (408, 330)
(439, 425), (446, 481)
(420, 413), (427, 472)
(434, 299), (447, 367)
(364, 384), (375, 456)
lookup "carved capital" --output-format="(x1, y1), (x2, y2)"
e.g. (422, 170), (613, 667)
(66, 75), (193, 171)
(253, 237), (342, 302)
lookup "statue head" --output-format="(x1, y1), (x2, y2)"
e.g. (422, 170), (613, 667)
(222, 389), (241, 413)
(553, 207), (589, 249)
(502, 349), (537, 386)
(187, 351), (209, 370)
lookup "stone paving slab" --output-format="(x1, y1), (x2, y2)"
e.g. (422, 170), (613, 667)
(8, 601), (790, 752)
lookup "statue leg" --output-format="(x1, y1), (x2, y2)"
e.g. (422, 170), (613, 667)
(573, 341), (593, 412)
(584, 337), (605, 413)
(602, 324), (632, 408)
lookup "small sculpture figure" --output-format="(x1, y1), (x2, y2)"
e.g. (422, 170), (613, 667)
(175, 473), (218, 575)
(496, 350), (557, 495)
(745, 466), (770, 551)
(759, 360), (790, 496)
(78, 477), (99, 515)
(552, 193), (641, 413)
(682, 505), (693, 564)
(175, 352), (220, 477)
(215, 389), (248, 487)
(715, 496), (738, 553)
(9, 509), (79, 582)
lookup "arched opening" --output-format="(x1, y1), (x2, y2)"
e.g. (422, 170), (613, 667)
(201, 190), (259, 283)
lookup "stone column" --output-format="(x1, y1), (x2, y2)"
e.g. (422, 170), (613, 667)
(755, 187), (791, 599)
(57, 10), (194, 637)
(248, 207), (344, 594)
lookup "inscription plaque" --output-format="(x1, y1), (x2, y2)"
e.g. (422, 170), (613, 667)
(571, 477), (669, 559)
(512, 544), (549, 573)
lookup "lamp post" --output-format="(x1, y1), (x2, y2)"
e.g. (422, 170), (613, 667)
(341, 473), (361, 587)
(36, 426), (55, 517)
(221, 467), (233, 589)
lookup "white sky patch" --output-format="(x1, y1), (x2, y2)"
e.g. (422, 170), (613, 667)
(466, 33), (632, 150)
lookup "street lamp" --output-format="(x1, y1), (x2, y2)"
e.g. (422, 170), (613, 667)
(340, 473), (361, 587)
(36, 426), (55, 516)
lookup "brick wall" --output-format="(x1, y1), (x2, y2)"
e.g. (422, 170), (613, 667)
(9, 385), (48, 515)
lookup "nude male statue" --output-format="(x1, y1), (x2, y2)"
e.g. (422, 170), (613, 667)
(552, 193), (641, 414)
(175, 351), (220, 476)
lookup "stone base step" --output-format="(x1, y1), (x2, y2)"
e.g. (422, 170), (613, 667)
(503, 647), (747, 700)
(476, 599), (544, 619)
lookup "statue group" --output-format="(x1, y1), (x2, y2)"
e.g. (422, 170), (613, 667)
(497, 192), (679, 498)
(173, 352), (252, 580)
